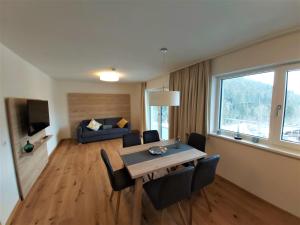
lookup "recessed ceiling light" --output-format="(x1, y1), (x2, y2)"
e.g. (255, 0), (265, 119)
(97, 68), (120, 82)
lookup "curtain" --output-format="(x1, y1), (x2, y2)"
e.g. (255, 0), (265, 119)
(169, 60), (211, 142)
(140, 82), (147, 133)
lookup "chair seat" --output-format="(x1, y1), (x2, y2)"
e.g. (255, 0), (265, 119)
(112, 168), (135, 191)
(144, 167), (194, 210)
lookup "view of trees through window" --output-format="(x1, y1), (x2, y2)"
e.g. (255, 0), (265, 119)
(150, 106), (169, 140)
(282, 70), (300, 143)
(220, 72), (274, 138)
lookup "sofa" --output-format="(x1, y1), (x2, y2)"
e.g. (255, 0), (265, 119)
(77, 117), (131, 144)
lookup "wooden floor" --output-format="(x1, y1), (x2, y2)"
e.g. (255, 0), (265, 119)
(10, 139), (300, 225)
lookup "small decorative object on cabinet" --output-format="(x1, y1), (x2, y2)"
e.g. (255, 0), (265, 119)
(23, 140), (34, 153)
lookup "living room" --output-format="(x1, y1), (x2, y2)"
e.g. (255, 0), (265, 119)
(0, 1), (300, 225)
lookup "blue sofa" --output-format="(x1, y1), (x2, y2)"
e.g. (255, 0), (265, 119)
(77, 117), (131, 144)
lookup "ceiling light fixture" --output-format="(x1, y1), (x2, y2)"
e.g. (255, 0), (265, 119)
(98, 68), (120, 82)
(149, 47), (180, 107)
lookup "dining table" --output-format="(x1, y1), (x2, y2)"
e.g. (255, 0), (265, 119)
(118, 139), (207, 225)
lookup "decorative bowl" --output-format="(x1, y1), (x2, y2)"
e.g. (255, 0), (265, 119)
(148, 146), (168, 155)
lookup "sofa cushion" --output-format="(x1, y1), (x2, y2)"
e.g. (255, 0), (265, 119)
(81, 119), (104, 127)
(100, 128), (128, 135)
(86, 119), (102, 131)
(82, 128), (128, 138)
(117, 118), (128, 128)
(104, 117), (122, 128)
(103, 124), (113, 130)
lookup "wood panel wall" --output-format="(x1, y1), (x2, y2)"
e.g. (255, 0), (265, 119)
(5, 98), (49, 199)
(68, 93), (131, 138)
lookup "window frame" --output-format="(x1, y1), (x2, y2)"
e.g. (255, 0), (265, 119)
(211, 63), (300, 151)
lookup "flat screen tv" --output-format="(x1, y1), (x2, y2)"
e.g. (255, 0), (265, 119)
(27, 100), (50, 136)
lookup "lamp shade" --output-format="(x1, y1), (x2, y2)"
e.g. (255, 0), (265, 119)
(149, 91), (180, 106)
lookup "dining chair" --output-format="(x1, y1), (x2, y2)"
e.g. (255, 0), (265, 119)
(122, 133), (141, 148)
(187, 132), (206, 152)
(143, 130), (160, 144)
(100, 149), (135, 224)
(183, 132), (207, 167)
(189, 154), (220, 224)
(144, 166), (194, 225)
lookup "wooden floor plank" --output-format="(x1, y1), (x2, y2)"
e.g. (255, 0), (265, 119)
(9, 139), (300, 225)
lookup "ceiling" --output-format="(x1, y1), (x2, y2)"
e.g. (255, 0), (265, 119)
(1, 0), (300, 82)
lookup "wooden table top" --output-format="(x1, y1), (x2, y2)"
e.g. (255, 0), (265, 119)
(119, 139), (207, 179)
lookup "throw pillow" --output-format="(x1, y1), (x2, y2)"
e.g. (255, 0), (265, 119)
(103, 124), (113, 130)
(86, 119), (102, 131)
(117, 118), (128, 128)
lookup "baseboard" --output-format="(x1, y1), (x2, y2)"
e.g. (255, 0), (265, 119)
(5, 200), (22, 225)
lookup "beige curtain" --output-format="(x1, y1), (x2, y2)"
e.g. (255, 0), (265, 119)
(169, 60), (211, 142)
(140, 82), (147, 133)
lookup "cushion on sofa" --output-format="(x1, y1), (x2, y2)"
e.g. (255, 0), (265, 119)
(81, 119), (104, 127)
(82, 128), (128, 138)
(103, 124), (113, 130)
(104, 117), (122, 128)
(86, 119), (102, 131)
(117, 118), (128, 128)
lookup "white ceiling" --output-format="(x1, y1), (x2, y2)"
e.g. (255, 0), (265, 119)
(1, 0), (300, 82)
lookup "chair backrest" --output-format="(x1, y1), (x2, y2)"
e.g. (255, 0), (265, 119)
(122, 133), (141, 148)
(191, 154), (220, 193)
(188, 132), (206, 152)
(153, 166), (194, 209)
(100, 149), (115, 186)
(143, 130), (160, 144)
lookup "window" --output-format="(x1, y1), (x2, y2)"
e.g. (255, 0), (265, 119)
(220, 72), (274, 138)
(149, 106), (169, 140)
(282, 70), (300, 144)
(146, 90), (169, 140)
(212, 63), (300, 149)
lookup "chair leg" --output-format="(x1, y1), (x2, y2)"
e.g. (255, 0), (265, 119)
(177, 202), (188, 225)
(202, 188), (212, 212)
(115, 191), (122, 224)
(110, 190), (115, 201)
(147, 173), (154, 180)
(189, 198), (193, 225)
(160, 209), (164, 225)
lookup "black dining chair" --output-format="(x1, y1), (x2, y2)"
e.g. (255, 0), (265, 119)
(143, 130), (160, 144)
(122, 133), (141, 148)
(144, 166), (194, 225)
(187, 132), (206, 152)
(189, 154), (220, 224)
(183, 132), (207, 167)
(100, 149), (135, 224)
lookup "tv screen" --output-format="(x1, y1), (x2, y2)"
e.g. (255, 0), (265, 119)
(27, 100), (50, 136)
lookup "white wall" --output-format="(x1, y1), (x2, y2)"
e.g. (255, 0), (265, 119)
(53, 80), (142, 140)
(208, 31), (300, 217)
(146, 74), (169, 90)
(212, 31), (300, 75)
(0, 42), (59, 224)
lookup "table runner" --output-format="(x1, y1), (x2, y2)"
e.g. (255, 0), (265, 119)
(121, 143), (193, 166)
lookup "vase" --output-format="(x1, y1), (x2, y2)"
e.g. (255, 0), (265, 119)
(24, 140), (34, 153)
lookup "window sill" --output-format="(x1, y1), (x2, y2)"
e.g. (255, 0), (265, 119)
(208, 133), (300, 160)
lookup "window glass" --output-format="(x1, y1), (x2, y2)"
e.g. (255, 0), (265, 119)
(150, 106), (169, 140)
(220, 72), (274, 138)
(282, 70), (300, 143)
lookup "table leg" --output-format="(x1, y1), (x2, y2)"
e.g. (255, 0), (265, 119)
(132, 177), (143, 225)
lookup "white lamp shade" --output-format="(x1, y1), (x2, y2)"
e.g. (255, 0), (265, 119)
(149, 91), (180, 106)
